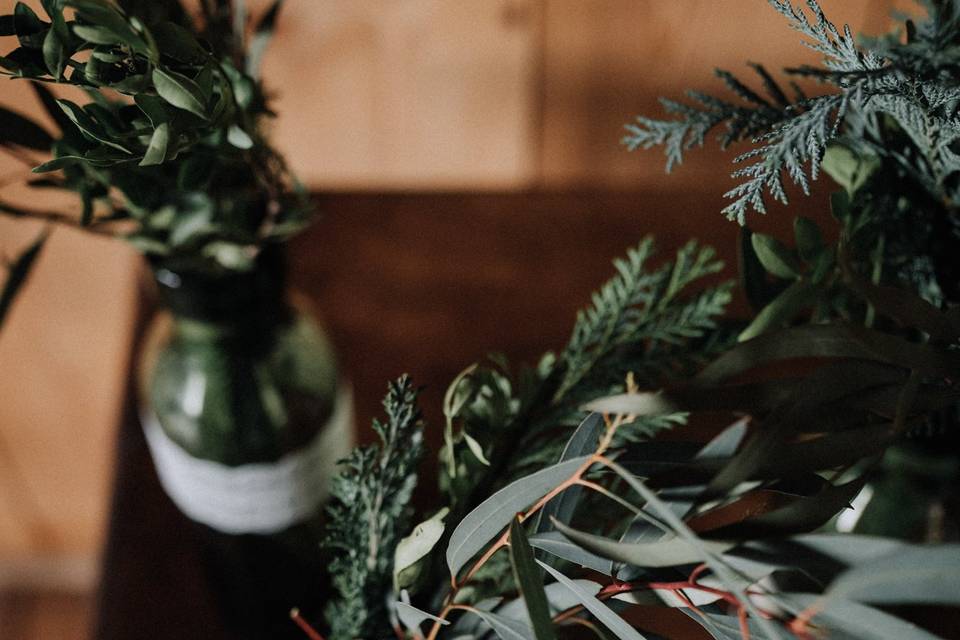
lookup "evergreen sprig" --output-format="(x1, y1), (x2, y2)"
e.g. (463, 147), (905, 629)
(322, 376), (424, 640)
(623, 0), (942, 223)
(556, 238), (732, 402)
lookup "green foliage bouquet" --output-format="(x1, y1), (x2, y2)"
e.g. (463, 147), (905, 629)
(307, 3), (960, 640)
(0, 0), (301, 322)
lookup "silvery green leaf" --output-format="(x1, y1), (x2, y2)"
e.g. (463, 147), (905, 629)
(395, 600), (449, 633)
(695, 418), (748, 460)
(536, 413), (603, 534)
(528, 531), (614, 575)
(467, 609), (535, 640)
(781, 593), (944, 640)
(679, 609), (782, 640)
(827, 544), (960, 605)
(583, 392), (679, 416)
(496, 580), (602, 624)
(394, 508), (448, 590)
(446, 456), (590, 578)
(538, 561), (647, 640)
(553, 520), (733, 568)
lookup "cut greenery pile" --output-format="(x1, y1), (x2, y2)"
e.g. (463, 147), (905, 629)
(317, 2), (960, 640)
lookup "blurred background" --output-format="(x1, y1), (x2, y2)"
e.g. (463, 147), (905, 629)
(0, 0), (905, 637)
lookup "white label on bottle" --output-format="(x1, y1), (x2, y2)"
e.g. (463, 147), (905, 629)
(142, 386), (354, 535)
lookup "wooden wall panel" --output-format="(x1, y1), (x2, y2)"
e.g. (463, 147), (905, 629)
(259, 0), (540, 189)
(539, 0), (904, 189)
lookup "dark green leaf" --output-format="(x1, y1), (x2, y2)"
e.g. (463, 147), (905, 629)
(152, 67), (208, 118)
(0, 105), (53, 150)
(751, 232), (801, 279)
(65, 0), (144, 52)
(55, 99), (131, 153)
(72, 23), (125, 45)
(41, 26), (65, 78)
(150, 21), (205, 63)
(696, 324), (960, 386)
(14, 3), (46, 49)
(738, 278), (818, 342)
(139, 121), (170, 166)
(793, 216), (823, 262)
(509, 518), (557, 640)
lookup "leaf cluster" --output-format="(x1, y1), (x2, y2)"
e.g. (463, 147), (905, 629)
(0, 0), (306, 280)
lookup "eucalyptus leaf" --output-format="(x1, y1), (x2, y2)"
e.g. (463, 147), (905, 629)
(528, 531), (614, 575)
(827, 545), (960, 605)
(538, 561), (648, 640)
(446, 456), (591, 579)
(553, 520), (734, 568)
(395, 600), (449, 633)
(509, 518), (557, 640)
(467, 608), (535, 640)
(536, 413), (603, 534)
(782, 593), (944, 640)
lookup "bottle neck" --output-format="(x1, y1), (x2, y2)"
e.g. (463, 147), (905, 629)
(151, 247), (291, 336)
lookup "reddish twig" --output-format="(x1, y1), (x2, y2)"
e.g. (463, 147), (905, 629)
(290, 608), (325, 640)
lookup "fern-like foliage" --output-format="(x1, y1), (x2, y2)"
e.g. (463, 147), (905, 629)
(556, 237), (732, 402)
(322, 376), (424, 640)
(623, 0), (960, 223)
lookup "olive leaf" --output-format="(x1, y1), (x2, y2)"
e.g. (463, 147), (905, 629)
(152, 68), (208, 118)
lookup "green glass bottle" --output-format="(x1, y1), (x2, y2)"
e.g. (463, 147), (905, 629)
(139, 248), (351, 639)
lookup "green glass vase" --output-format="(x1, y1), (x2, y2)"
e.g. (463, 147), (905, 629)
(138, 248), (352, 639)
